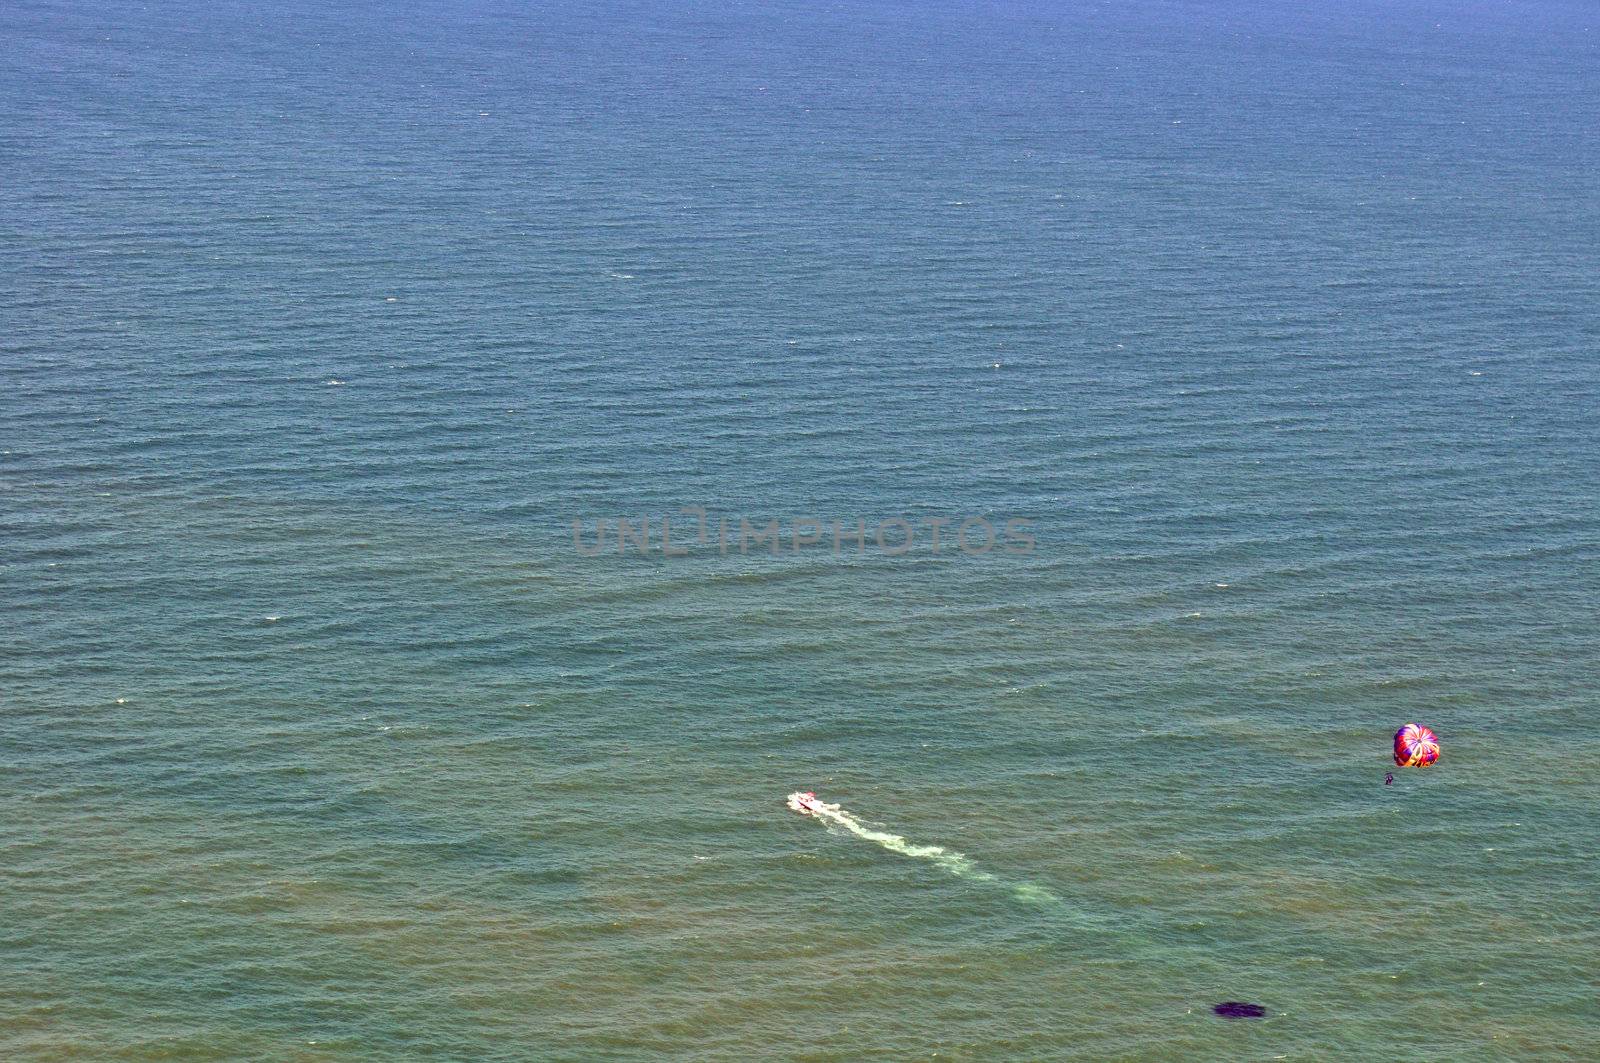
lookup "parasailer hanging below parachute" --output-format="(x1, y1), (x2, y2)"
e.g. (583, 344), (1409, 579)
(1393, 723), (1440, 768)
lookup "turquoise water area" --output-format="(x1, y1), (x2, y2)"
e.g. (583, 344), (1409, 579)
(4, 0), (1599, 1058)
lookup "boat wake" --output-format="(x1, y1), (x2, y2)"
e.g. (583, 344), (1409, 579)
(787, 792), (1057, 905)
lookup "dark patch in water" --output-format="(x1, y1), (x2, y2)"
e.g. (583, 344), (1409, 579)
(1213, 1002), (1266, 1019)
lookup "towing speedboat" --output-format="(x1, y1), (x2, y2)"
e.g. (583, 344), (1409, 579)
(787, 791), (826, 816)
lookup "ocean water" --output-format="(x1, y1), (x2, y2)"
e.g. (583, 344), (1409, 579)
(4, 0), (1599, 1058)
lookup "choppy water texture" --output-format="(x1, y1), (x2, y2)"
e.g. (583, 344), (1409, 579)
(4, 0), (1600, 1059)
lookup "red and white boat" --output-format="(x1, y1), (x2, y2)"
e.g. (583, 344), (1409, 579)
(786, 791), (827, 816)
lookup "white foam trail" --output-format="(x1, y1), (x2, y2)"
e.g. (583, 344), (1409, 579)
(788, 793), (1057, 905)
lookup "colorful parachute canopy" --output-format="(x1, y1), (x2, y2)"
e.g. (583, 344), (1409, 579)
(1393, 723), (1440, 768)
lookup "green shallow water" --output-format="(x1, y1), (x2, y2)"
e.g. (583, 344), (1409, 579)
(4, 0), (1600, 1058)
(6, 501), (1597, 1058)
